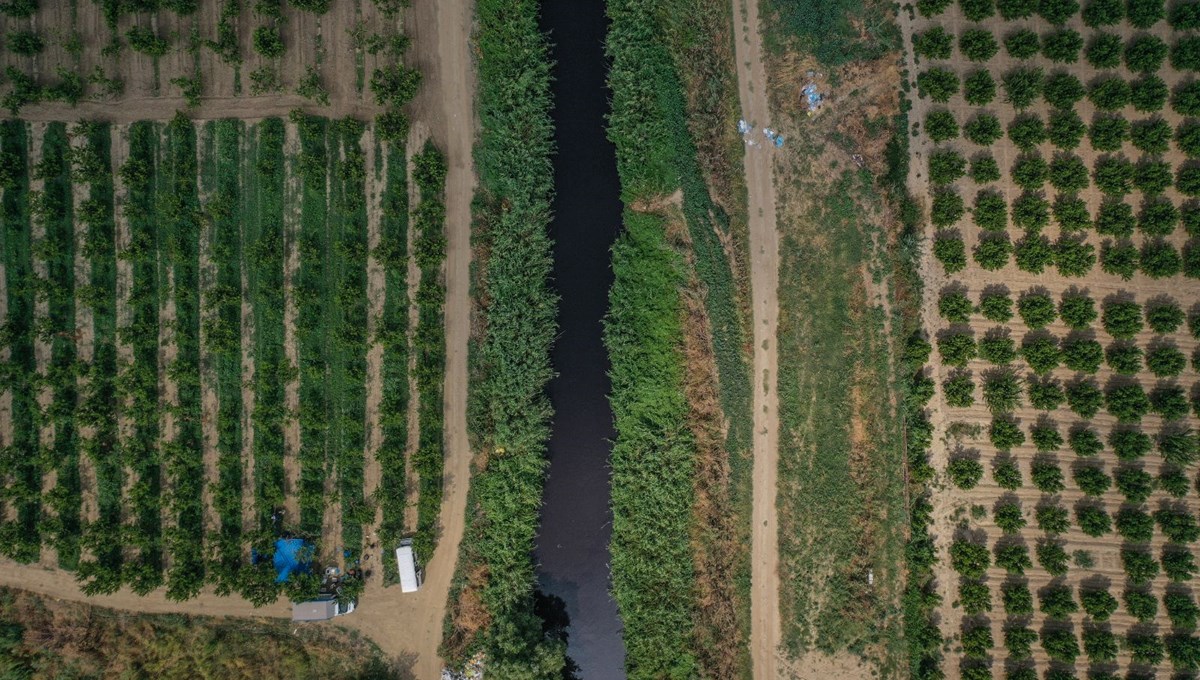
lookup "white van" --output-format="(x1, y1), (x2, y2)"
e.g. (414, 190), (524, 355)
(396, 539), (423, 593)
(291, 594), (355, 621)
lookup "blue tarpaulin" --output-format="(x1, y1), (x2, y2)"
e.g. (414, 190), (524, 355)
(273, 538), (314, 583)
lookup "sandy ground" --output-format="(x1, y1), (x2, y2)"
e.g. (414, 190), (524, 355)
(733, 0), (783, 677)
(198, 126), (220, 536)
(403, 121), (429, 532)
(281, 122), (302, 526)
(69, 128), (99, 527)
(363, 132), (386, 583)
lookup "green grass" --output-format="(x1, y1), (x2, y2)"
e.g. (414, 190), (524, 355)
(775, 165), (907, 666)
(38, 122), (82, 570)
(0, 120), (40, 565)
(763, 0), (899, 65)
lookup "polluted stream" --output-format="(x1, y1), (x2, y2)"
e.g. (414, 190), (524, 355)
(533, 0), (626, 677)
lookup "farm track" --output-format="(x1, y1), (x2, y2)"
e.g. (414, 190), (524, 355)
(732, 0), (783, 677)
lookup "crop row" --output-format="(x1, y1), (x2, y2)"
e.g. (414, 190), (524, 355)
(201, 119), (246, 596)
(117, 120), (165, 595)
(918, 0), (1198, 28)
(38, 123), (82, 570)
(376, 138), (409, 587)
(0, 121), (39, 564)
(73, 121), (123, 595)
(332, 118), (370, 575)
(410, 141), (447, 563)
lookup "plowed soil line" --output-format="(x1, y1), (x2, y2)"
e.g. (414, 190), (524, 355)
(733, 0), (783, 677)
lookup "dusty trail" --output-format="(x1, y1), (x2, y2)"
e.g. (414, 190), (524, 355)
(732, 0), (783, 677)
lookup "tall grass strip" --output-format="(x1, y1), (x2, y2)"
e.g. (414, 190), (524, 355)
(442, 0), (568, 673)
(605, 211), (696, 678)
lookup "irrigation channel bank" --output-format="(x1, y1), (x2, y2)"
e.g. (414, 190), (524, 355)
(532, 0), (626, 676)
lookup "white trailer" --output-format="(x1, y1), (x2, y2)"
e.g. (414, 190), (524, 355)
(396, 539), (423, 593)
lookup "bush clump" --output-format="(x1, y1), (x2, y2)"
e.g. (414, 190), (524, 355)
(914, 27), (953, 59)
(1132, 118), (1172, 152)
(918, 68), (960, 102)
(1060, 292), (1096, 329)
(1043, 29), (1084, 62)
(1003, 67), (1044, 108)
(1126, 34), (1168, 72)
(962, 70), (996, 105)
(934, 233), (967, 272)
(1053, 194), (1091, 230)
(1086, 32), (1123, 67)
(1089, 76), (1131, 111)
(1089, 115), (1129, 151)
(1047, 109), (1087, 150)
(960, 29), (998, 61)
(1085, 0), (1124, 24)
(925, 111), (959, 142)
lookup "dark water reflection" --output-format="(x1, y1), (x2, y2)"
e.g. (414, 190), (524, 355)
(533, 0), (626, 677)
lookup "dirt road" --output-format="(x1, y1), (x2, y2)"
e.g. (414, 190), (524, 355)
(732, 0), (783, 677)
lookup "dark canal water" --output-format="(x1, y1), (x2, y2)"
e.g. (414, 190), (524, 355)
(533, 0), (626, 677)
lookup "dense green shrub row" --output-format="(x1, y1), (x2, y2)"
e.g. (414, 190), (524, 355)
(294, 113), (331, 540)
(73, 121), (124, 595)
(36, 123), (83, 570)
(120, 121), (165, 595)
(328, 118), (370, 570)
(0, 121), (40, 564)
(376, 138), (409, 586)
(243, 117), (288, 605)
(161, 115), (206, 602)
(411, 141), (447, 562)
(201, 120), (246, 595)
(448, 0), (569, 674)
(904, 335), (945, 679)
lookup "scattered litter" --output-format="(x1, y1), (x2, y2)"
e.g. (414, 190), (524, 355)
(443, 651), (486, 680)
(802, 82), (824, 116)
(738, 118), (751, 134)
(851, 153), (865, 168)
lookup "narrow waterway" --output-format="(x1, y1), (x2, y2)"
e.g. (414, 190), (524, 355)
(533, 0), (626, 677)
